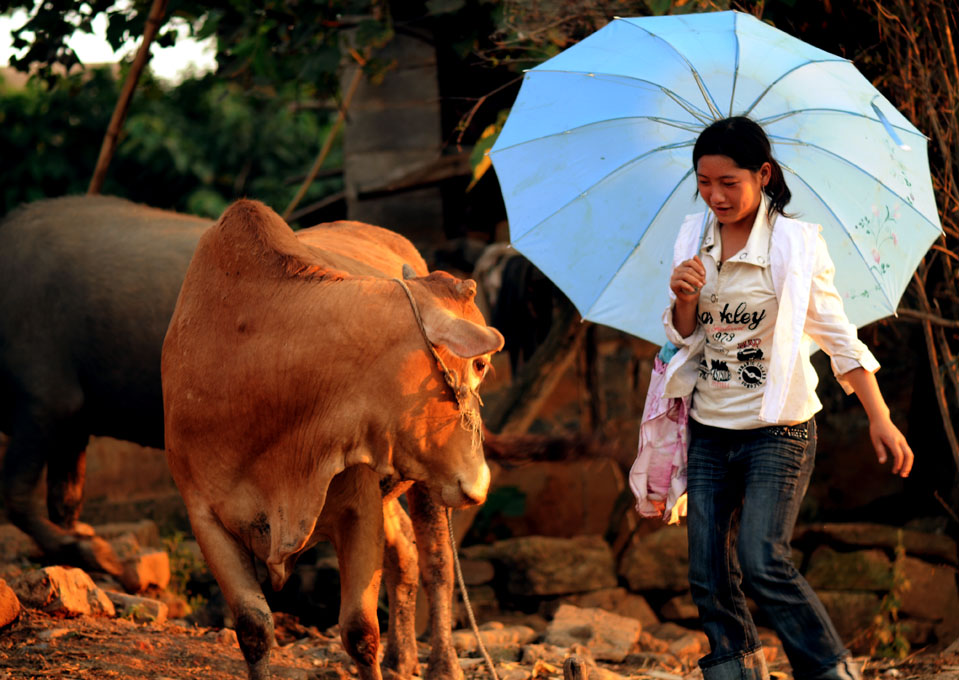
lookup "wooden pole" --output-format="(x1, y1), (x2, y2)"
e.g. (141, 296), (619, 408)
(87, 0), (169, 195)
(282, 57), (364, 221)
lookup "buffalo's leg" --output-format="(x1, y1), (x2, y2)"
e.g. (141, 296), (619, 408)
(407, 484), (463, 680)
(382, 497), (420, 678)
(47, 446), (86, 529)
(189, 503), (275, 680)
(1, 403), (122, 578)
(330, 466), (386, 680)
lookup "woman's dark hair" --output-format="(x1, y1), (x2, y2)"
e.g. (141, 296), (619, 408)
(692, 116), (792, 216)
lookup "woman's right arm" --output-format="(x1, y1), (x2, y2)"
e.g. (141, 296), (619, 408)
(670, 256), (705, 338)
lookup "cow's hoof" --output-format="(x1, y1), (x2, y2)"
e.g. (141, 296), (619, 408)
(383, 656), (420, 679)
(425, 654), (464, 680)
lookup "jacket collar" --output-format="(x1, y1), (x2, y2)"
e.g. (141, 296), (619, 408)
(701, 193), (774, 268)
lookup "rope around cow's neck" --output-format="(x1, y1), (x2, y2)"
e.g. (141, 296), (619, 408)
(448, 507), (500, 680)
(392, 277), (498, 678)
(391, 277), (484, 456)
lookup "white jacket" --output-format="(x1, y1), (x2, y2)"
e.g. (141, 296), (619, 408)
(661, 208), (880, 425)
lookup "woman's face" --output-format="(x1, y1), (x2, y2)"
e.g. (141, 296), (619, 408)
(696, 154), (771, 231)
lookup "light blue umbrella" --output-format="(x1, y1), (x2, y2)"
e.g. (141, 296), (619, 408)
(489, 10), (942, 347)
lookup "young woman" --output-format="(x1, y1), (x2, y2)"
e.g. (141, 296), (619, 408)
(661, 117), (914, 680)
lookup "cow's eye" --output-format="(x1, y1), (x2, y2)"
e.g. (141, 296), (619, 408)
(473, 358), (488, 375)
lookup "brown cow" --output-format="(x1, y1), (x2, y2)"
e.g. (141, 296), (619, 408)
(162, 200), (504, 680)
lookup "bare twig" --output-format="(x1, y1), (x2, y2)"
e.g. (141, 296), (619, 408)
(87, 0), (168, 195)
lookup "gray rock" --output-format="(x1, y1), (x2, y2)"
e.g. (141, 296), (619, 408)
(805, 546), (893, 591)
(11, 566), (115, 617)
(106, 591), (169, 623)
(464, 535), (617, 596)
(543, 604), (641, 662)
(815, 591), (881, 644)
(618, 526), (689, 592)
(793, 523), (958, 566)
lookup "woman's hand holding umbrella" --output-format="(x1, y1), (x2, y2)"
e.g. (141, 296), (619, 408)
(670, 256), (706, 337)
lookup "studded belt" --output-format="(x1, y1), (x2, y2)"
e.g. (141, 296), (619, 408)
(759, 421), (810, 441)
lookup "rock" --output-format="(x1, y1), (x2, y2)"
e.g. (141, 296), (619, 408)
(451, 624), (538, 658)
(459, 558), (495, 586)
(11, 566), (115, 617)
(521, 643), (575, 665)
(498, 663), (532, 680)
(121, 549), (171, 592)
(463, 535), (617, 596)
(667, 631), (706, 659)
(543, 604), (641, 662)
(637, 631), (670, 653)
(618, 525), (689, 592)
(106, 591), (169, 623)
(481, 459), (625, 538)
(901, 619), (937, 646)
(453, 584), (500, 628)
(0, 579), (21, 628)
(216, 627), (238, 646)
(805, 546), (893, 591)
(793, 523), (958, 567)
(0, 524), (42, 562)
(815, 591), (881, 644)
(900, 557), (959, 621)
(95, 520), (162, 549)
(659, 593), (699, 622)
(544, 587), (659, 628)
(646, 621), (697, 641)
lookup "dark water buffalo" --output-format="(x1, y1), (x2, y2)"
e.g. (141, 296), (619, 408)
(0, 195), (491, 679)
(0, 196), (209, 580)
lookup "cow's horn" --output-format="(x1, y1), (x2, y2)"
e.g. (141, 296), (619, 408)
(402, 263), (417, 280)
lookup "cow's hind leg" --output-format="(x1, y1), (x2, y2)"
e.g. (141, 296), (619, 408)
(329, 466), (386, 680)
(189, 505), (274, 680)
(407, 484), (463, 680)
(382, 497), (420, 678)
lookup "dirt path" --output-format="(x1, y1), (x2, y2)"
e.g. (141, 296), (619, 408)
(1, 608), (958, 680)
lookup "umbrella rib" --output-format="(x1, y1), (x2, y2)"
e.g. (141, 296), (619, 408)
(729, 12), (741, 117)
(781, 167), (895, 309)
(768, 134), (941, 233)
(615, 17), (724, 120)
(757, 108), (926, 140)
(511, 141), (695, 242)
(584, 168), (697, 319)
(742, 57), (851, 118)
(529, 68), (716, 123)
(489, 114), (701, 154)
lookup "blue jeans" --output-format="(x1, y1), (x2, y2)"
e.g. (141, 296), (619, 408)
(687, 418), (859, 680)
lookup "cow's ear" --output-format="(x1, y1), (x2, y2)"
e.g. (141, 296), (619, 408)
(423, 309), (504, 358)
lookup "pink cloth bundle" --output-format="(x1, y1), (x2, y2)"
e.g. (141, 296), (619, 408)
(629, 355), (690, 523)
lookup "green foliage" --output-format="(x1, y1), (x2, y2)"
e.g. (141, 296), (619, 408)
(866, 529), (912, 660)
(162, 530), (208, 610)
(0, 67), (341, 221)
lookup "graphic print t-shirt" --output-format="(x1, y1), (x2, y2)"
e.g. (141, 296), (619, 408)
(690, 215), (779, 430)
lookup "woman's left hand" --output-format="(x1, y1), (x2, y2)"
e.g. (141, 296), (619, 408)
(869, 416), (914, 478)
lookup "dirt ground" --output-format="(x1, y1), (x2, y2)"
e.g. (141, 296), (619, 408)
(1, 608), (958, 680)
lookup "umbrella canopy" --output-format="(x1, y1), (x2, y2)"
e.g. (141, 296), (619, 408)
(489, 10), (942, 347)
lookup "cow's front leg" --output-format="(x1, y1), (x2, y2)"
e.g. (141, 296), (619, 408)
(330, 466), (386, 680)
(189, 504), (274, 680)
(382, 497), (420, 678)
(407, 484), (464, 680)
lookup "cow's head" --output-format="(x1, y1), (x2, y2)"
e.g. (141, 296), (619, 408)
(393, 267), (504, 507)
